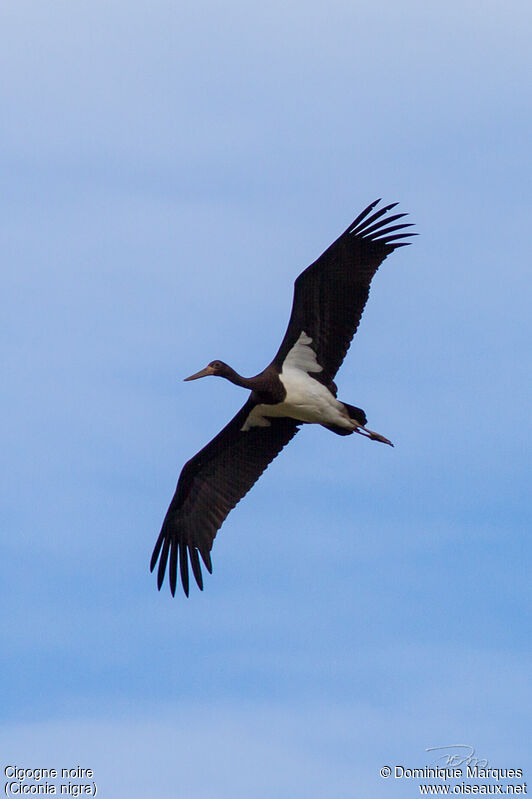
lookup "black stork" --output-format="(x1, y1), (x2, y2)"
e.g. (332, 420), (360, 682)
(151, 199), (415, 596)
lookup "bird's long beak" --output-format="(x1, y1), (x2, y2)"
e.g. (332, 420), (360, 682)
(184, 365), (214, 381)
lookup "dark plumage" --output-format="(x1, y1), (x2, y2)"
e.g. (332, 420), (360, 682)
(151, 199), (415, 596)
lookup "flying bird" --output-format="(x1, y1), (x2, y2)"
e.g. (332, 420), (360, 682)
(151, 199), (415, 596)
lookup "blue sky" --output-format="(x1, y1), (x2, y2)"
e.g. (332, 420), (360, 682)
(2, 0), (531, 796)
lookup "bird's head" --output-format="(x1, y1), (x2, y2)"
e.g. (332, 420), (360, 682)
(184, 360), (231, 381)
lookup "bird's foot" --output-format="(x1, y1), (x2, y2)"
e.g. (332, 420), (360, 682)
(355, 426), (394, 447)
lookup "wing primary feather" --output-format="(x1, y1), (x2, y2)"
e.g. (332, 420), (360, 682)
(345, 198), (382, 232)
(157, 535), (171, 590)
(375, 232), (418, 244)
(199, 548), (213, 574)
(169, 537), (178, 596)
(351, 202), (399, 234)
(179, 539), (190, 597)
(189, 547), (204, 590)
(366, 222), (415, 240)
(150, 531), (165, 573)
(359, 213), (408, 236)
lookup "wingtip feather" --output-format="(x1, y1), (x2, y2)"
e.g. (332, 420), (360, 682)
(189, 547), (204, 591)
(347, 199), (417, 249)
(169, 538), (178, 596)
(156, 536), (170, 590)
(200, 548), (213, 574)
(344, 198), (381, 233)
(350, 201), (400, 236)
(150, 531), (164, 573)
(179, 540), (190, 597)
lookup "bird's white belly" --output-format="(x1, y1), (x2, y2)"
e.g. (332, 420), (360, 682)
(241, 330), (353, 431)
(243, 368), (351, 430)
(279, 369), (347, 423)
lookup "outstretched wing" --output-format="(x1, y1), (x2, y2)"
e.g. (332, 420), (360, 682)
(151, 397), (300, 596)
(271, 199), (415, 387)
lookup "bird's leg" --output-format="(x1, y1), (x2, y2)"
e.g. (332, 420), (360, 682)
(354, 425), (394, 447)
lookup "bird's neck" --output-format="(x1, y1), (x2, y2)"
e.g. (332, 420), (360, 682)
(223, 367), (253, 389)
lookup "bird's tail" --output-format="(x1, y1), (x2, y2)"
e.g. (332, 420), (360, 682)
(343, 403), (367, 426)
(321, 402), (368, 436)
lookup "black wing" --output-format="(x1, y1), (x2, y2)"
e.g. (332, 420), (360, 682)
(271, 199), (415, 387)
(151, 397), (300, 596)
